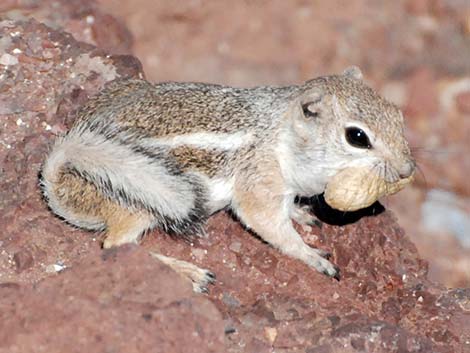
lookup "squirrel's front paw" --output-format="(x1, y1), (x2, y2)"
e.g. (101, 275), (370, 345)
(291, 205), (322, 228)
(304, 247), (340, 281)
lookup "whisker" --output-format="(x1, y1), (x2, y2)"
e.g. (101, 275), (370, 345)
(411, 146), (457, 157)
(371, 160), (381, 179)
(414, 163), (428, 189)
(391, 163), (400, 182)
(371, 161), (380, 175)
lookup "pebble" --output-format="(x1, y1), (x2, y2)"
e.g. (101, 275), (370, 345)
(0, 53), (18, 66)
(264, 326), (277, 344)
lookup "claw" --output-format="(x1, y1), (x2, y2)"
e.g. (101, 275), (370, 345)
(322, 265), (341, 281)
(308, 219), (323, 228)
(224, 327), (236, 335)
(333, 266), (341, 281)
(206, 271), (216, 282)
(150, 251), (216, 293)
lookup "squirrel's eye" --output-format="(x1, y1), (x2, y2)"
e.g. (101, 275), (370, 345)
(345, 127), (372, 149)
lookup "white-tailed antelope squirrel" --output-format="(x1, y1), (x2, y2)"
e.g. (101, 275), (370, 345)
(40, 67), (415, 292)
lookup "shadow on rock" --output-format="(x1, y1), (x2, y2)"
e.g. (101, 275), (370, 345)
(298, 194), (385, 226)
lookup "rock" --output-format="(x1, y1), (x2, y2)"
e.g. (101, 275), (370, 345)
(405, 0), (431, 15)
(152, 210), (470, 353)
(456, 91), (470, 114)
(0, 53), (18, 66)
(404, 68), (440, 119)
(0, 246), (225, 353)
(12, 249), (34, 273)
(0, 0), (133, 55)
(0, 17), (143, 287)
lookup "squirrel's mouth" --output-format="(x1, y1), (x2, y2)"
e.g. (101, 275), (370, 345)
(323, 166), (414, 212)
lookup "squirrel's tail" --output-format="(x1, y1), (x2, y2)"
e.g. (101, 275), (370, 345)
(40, 127), (208, 236)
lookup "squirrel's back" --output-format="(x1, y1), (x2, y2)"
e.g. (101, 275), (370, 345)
(74, 79), (291, 140)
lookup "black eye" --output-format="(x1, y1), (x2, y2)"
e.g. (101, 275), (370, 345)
(345, 127), (372, 149)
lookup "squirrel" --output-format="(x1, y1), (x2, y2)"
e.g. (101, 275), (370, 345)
(40, 66), (415, 292)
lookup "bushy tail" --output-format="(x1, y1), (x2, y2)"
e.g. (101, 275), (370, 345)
(41, 127), (208, 235)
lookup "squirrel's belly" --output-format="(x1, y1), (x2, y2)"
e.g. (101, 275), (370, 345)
(205, 177), (234, 214)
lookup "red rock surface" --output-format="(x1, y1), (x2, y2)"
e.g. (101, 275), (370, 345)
(0, 18), (143, 286)
(0, 246), (225, 353)
(0, 0), (133, 55)
(153, 211), (470, 352)
(1, 1), (470, 353)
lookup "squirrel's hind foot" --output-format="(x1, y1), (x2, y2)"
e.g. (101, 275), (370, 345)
(149, 252), (216, 293)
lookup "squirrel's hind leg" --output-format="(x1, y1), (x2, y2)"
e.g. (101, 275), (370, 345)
(102, 205), (154, 248)
(44, 169), (153, 246)
(43, 157), (215, 292)
(99, 191), (215, 293)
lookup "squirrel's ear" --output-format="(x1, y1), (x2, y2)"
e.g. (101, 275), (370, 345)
(342, 66), (363, 81)
(299, 90), (324, 119)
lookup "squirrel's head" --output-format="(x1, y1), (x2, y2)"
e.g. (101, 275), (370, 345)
(288, 67), (415, 191)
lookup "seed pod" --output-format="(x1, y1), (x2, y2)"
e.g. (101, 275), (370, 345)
(324, 167), (414, 211)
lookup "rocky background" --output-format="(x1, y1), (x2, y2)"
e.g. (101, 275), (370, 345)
(0, 1), (469, 352)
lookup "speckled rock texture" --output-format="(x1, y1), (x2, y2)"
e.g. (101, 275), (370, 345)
(0, 246), (225, 353)
(1, 0), (133, 55)
(1, 2), (469, 353)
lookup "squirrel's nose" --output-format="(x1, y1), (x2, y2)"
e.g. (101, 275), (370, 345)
(399, 160), (416, 179)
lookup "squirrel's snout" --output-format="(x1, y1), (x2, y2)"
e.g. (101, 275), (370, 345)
(398, 159), (416, 179)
